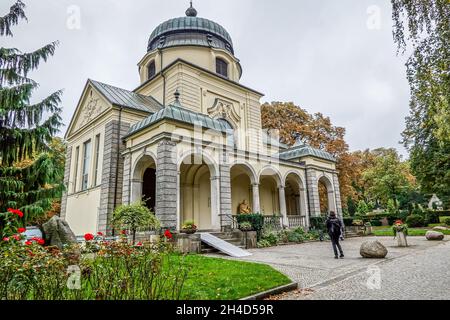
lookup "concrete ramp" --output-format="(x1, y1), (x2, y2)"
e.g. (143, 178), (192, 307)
(200, 233), (252, 258)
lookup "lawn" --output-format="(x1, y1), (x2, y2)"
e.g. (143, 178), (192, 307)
(179, 255), (291, 300)
(372, 226), (450, 236)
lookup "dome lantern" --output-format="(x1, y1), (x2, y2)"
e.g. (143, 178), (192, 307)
(185, 1), (198, 17)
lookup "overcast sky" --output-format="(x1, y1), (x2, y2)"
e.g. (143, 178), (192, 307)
(1, 0), (411, 155)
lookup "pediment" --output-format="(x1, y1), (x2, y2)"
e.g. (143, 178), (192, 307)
(65, 81), (112, 138)
(207, 98), (241, 128)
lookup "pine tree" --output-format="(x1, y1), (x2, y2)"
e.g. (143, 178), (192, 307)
(0, 1), (64, 228)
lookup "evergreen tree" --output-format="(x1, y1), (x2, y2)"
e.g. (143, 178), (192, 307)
(0, 1), (63, 227)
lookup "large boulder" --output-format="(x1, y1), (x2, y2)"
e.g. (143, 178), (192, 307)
(360, 240), (388, 258)
(42, 216), (78, 249)
(432, 226), (448, 231)
(425, 231), (444, 241)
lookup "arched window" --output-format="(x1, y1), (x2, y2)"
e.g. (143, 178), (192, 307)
(216, 58), (228, 78)
(147, 61), (156, 79)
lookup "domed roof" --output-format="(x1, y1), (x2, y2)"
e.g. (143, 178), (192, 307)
(147, 4), (234, 54)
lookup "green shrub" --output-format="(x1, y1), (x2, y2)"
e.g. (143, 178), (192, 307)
(309, 216), (326, 231)
(369, 219), (382, 227)
(406, 214), (426, 228)
(444, 218), (450, 226)
(343, 217), (354, 226)
(260, 230), (279, 246)
(237, 214), (265, 239)
(257, 239), (272, 248)
(424, 210), (440, 224)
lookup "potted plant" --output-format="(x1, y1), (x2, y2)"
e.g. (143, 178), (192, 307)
(392, 219), (408, 247)
(181, 220), (198, 234)
(238, 221), (253, 249)
(238, 221), (253, 232)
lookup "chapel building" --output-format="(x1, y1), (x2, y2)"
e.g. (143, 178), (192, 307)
(62, 3), (342, 235)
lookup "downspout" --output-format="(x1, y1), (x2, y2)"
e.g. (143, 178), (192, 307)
(112, 107), (123, 236)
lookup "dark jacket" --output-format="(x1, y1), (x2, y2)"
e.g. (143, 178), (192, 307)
(326, 217), (342, 239)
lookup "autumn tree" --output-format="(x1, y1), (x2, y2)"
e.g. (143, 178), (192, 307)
(0, 1), (63, 226)
(392, 0), (450, 206)
(261, 101), (356, 208)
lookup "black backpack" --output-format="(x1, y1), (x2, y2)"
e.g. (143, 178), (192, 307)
(329, 219), (341, 237)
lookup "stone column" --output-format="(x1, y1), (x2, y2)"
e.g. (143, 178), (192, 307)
(60, 145), (72, 220)
(306, 168), (321, 217)
(210, 175), (221, 229)
(278, 186), (287, 226)
(332, 173), (343, 219)
(155, 139), (178, 230)
(219, 162), (232, 228)
(252, 183), (260, 213)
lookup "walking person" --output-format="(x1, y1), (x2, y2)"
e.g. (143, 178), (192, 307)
(326, 211), (344, 259)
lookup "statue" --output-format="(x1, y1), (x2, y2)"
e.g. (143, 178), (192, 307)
(239, 200), (252, 214)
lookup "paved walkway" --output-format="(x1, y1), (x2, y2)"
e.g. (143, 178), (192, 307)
(209, 236), (450, 300)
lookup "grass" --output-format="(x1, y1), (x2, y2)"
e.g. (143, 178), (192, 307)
(372, 225), (450, 237)
(178, 255), (291, 300)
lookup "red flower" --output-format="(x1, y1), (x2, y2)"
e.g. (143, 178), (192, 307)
(97, 232), (104, 236)
(164, 229), (173, 239)
(12, 234), (20, 241)
(25, 241), (32, 246)
(17, 227), (26, 233)
(3, 237), (9, 242)
(136, 242), (143, 247)
(84, 233), (94, 241)
(121, 230), (127, 235)
(31, 237), (45, 245)
(7, 208), (24, 218)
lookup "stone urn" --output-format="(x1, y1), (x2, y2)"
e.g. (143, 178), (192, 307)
(181, 228), (197, 235)
(360, 240), (388, 258)
(395, 231), (408, 247)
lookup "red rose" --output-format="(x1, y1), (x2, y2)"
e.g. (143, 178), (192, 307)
(25, 241), (32, 246)
(164, 229), (173, 239)
(3, 237), (9, 242)
(31, 237), (45, 245)
(97, 232), (104, 236)
(136, 242), (143, 247)
(12, 234), (20, 241)
(84, 233), (94, 241)
(18, 227), (26, 233)
(7, 208), (24, 218)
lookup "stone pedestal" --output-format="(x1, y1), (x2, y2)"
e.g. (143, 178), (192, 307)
(242, 231), (257, 249)
(176, 234), (201, 254)
(396, 231), (408, 247)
